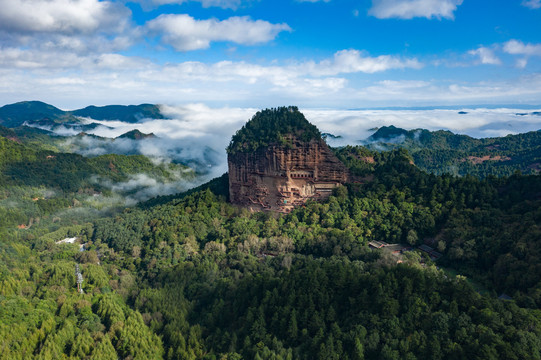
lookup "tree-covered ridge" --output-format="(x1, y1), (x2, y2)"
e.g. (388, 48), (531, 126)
(0, 136), (193, 191)
(92, 149), (541, 308)
(0, 134), (196, 231)
(365, 126), (541, 177)
(368, 125), (541, 152)
(367, 126), (480, 151)
(0, 101), (165, 128)
(72, 104), (164, 123)
(0, 125), (63, 152)
(82, 153), (541, 357)
(2, 146), (541, 358)
(116, 129), (157, 140)
(0, 101), (79, 127)
(227, 106), (322, 154)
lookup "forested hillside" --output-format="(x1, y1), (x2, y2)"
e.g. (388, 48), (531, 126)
(0, 134), (195, 232)
(364, 126), (541, 178)
(2, 106), (541, 359)
(2, 144), (541, 359)
(227, 107), (321, 154)
(0, 101), (164, 127)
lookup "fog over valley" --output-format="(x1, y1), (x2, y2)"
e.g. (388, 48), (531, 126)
(36, 104), (541, 175)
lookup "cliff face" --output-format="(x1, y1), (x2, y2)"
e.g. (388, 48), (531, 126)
(228, 135), (349, 212)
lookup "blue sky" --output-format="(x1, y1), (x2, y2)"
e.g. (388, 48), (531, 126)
(1, 0), (541, 109)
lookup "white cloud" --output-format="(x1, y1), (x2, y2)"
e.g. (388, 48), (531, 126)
(146, 14), (291, 51)
(522, 0), (541, 9)
(516, 58), (528, 68)
(2, 59), (541, 111)
(0, 46), (149, 71)
(38, 77), (86, 85)
(468, 47), (501, 65)
(3, 46), (541, 110)
(503, 39), (541, 57)
(144, 0), (243, 10)
(337, 73), (541, 108)
(302, 49), (423, 75)
(303, 107), (541, 143)
(0, 0), (130, 35)
(369, 0), (463, 19)
(132, 50), (421, 97)
(0, 0), (138, 62)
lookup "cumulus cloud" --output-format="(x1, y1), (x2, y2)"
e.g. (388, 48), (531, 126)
(369, 0), (463, 19)
(503, 39), (541, 57)
(503, 40), (541, 68)
(0, 0), (130, 35)
(468, 46), (501, 65)
(0, 0), (138, 64)
(515, 58), (529, 69)
(522, 0), (541, 9)
(146, 14), (291, 51)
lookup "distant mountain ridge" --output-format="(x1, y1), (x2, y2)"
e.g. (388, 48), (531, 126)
(116, 129), (157, 140)
(0, 101), (78, 127)
(364, 125), (541, 177)
(73, 104), (164, 123)
(0, 101), (165, 128)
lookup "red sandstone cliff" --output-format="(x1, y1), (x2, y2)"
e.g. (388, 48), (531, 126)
(228, 135), (349, 212)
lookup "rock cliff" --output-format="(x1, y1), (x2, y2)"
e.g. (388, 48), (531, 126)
(227, 107), (349, 212)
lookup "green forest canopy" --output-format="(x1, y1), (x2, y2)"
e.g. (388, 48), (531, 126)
(227, 107), (322, 154)
(1, 108), (541, 359)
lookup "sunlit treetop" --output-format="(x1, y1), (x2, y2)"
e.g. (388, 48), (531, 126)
(227, 106), (321, 154)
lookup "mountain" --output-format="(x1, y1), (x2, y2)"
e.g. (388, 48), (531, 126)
(366, 125), (484, 150)
(72, 104), (164, 123)
(0, 101), (78, 127)
(227, 106), (321, 154)
(0, 101), (166, 128)
(321, 132), (342, 140)
(116, 129), (157, 140)
(0, 129), (197, 233)
(0, 135), (194, 194)
(227, 107), (349, 212)
(364, 125), (541, 177)
(367, 125), (411, 142)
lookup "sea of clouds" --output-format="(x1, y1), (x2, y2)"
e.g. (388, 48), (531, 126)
(37, 104), (541, 202)
(64, 104), (541, 164)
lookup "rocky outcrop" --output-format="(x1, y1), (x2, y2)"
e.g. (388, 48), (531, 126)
(228, 135), (349, 212)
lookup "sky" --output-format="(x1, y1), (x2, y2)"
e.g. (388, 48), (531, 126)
(0, 0), (541, 110)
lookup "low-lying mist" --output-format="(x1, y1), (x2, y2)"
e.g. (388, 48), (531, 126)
(34, 104), (541, 203)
